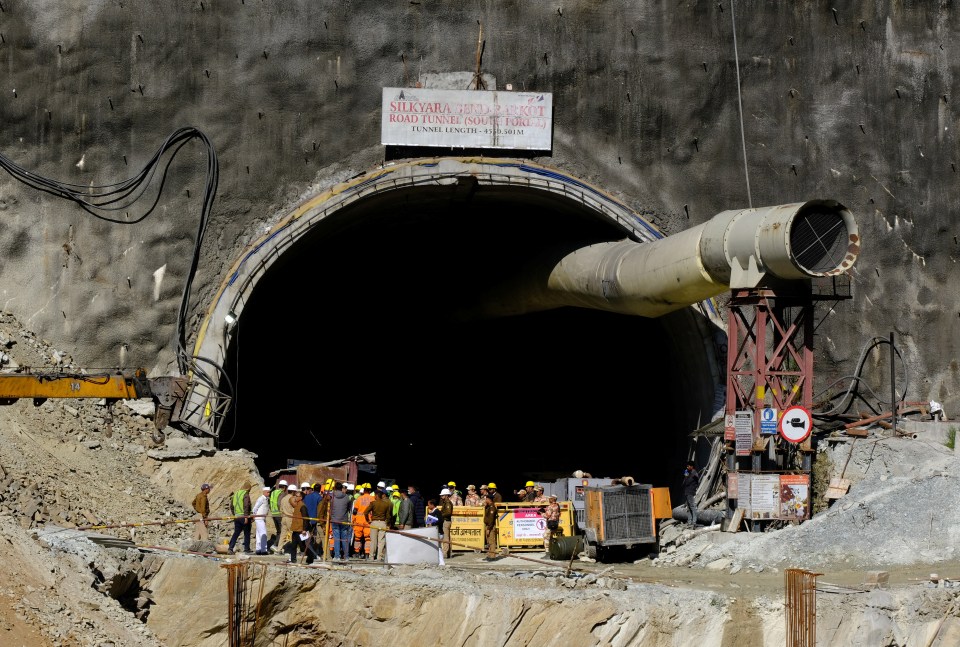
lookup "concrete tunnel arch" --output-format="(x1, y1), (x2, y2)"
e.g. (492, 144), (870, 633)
(185, 157), (727, 487)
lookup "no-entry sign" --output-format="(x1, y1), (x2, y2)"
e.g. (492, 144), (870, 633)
(779, 405), (812, 443)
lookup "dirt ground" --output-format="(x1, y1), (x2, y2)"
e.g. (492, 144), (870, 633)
(1, 310), (959, 646)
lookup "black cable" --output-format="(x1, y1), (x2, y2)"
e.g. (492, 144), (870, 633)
(1, 128), (230, 432)
(812, 336), (909, 416)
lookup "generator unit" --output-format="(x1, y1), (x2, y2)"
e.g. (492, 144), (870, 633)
(582, 483), (671, 560)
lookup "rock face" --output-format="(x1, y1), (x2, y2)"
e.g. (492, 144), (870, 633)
(0, 2), (957, 414)
(143, 556), (960, 647)
(145, 558), (735, 647)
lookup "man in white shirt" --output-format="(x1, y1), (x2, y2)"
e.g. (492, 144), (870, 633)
(930, 400), (945, 421)
(253, 486), (272, 555)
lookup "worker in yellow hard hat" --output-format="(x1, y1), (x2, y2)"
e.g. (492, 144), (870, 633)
(523, 481), (537, 502)
(487, 483), (502, 503)
(446, 481), (462, 506)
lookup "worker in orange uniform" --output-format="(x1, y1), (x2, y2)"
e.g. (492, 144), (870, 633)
(352, 484), (374, 559)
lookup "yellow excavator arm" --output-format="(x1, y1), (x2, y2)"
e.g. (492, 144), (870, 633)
(0, 368), (190, 443)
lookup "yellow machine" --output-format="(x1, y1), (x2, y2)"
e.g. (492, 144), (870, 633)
(0, 368), (191, 442)
(449, 502), (576, 553)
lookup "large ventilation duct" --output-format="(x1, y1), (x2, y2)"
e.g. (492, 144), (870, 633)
(471, 200), (859, 319)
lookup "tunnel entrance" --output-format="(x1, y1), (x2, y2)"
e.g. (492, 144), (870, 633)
(211, 160), (722, 495)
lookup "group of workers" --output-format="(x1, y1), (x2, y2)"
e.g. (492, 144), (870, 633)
(193, 478), (562, 564)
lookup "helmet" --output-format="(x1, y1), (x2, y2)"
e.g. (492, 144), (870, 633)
(278, 480), (288, 487)
(262, 485), (271, 491)
(447, 481), (456, 487)
(301, 482), (311, 489)
(346, 483), (355, 491)
(440, 488), (451, 496)
(287, 484), (298, 492)
(364, 483), (371, 489)
(391, 484), (399, 491)
(525, 481), (535, 487)
(488, 483), (497, 489)
(392, 490), (401, 497)
(377, 481), (386, 488)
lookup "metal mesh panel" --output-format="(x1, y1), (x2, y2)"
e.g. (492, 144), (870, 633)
(790, 208), (849, 274)
(601, 485), (653, 541)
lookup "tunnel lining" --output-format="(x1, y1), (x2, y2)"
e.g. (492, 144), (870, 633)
(181, 157), (723, 437)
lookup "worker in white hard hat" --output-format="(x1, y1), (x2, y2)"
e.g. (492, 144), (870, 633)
(301, 482), (322, 563)
(267, 479), (288, 553)
(439, 488), (454, 559)
(365, 488), (393, 561)
(278, 483), (299, 554)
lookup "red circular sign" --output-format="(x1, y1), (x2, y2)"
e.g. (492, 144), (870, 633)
(779, 405), (812, 443)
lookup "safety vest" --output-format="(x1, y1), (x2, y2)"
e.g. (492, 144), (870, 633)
(232, 489), (248, 516)
(269, 489), (282, 514)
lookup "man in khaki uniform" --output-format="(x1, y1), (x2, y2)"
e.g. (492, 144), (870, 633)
(191, 483), (211, 540)
(278, 483), (299, 554)
(365, 489), (393, 562)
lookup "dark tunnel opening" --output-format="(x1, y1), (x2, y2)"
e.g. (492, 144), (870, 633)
(218, 182), (719, 498)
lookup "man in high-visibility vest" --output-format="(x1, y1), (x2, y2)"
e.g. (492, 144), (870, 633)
(228, 481), (253, 554)
(267, 479), (288, 553)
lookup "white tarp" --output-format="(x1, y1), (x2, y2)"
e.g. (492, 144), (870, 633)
(386, 526), (442, 565)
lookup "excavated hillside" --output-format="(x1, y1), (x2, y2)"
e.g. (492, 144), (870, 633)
(1, 310), (960, 647)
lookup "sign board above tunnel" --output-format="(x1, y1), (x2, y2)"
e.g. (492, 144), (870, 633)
(381, 88), (553, 151)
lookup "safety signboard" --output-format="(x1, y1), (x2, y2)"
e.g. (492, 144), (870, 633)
(779, 405), (812, 443)
(759, 407), (779, 435)
(734, 410), (753, 456)
(512, 508), (546, 540)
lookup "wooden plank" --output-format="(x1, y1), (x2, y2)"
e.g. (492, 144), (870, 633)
(844, 428), (869, 437)
(825, 477), (851, 500)
(724, 507), (744, 533)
